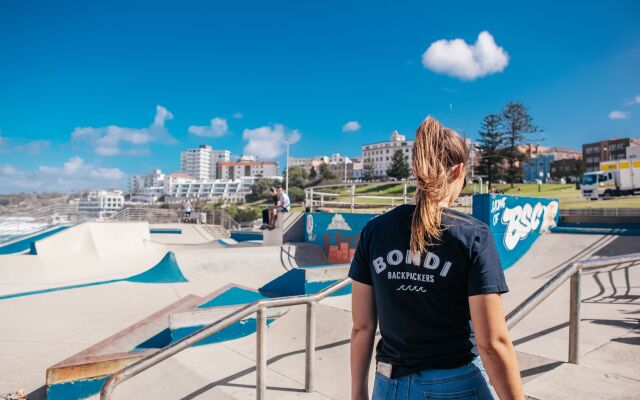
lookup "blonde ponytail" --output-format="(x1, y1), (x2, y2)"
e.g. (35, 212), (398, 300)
(410, 116), (468, 253)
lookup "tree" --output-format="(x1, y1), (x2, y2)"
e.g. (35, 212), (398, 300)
(287, 186), (305, 202)
(246, 178), (276, 202)
(502, 102), (541, 187)
(363, 160), (375, 181)
(309, 165), (317, 178)
(319, 162), (336, 180)
(476, 114), (505, 189)
(386, 149), (411, 180)
(284, 166), (308, 189)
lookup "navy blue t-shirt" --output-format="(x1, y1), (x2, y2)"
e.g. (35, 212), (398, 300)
(348, 204), (508, 378)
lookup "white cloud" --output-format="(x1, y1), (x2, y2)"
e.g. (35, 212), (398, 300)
(188, 117), (229, 137)
(422, 31), (509, 80)
(624, 95), (640, 106)
(232, 112), (243, 119)
(242, 124), (301, 160)
(342, 121), (361, 132)
(608, 110), (630, 120)
(0, 157), (126, 193)
(0, 133), (51, 155)
(71, 105), (176, 156)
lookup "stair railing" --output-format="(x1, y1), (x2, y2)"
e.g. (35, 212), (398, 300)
(100, 276), (352, 400)
(101, 251), (640, 399)
(505, 251), (640, 364)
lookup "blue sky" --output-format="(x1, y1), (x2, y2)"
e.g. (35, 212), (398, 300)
(1, 0), (639, 193)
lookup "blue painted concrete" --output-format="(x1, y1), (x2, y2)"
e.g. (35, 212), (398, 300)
(126, 252), (188, 283)
(472, 194), (560, 269)
(259, 269), (306, 297)
(47, 375), (109, 400)
(231, 230), (263, 242)
(150, 228), (182, 234)
(305, 280), (352, 296)
(0, 226), (68, 255)
(0, 251), (187, 301)
(135, 318), (274, 350)
(198, 286), (268, 308)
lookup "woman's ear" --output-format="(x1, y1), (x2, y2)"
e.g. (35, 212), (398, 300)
(452, 163), (465, 180)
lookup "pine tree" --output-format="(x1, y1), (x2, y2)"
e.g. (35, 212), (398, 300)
(319, 162), (336, 180)
(386, 149), (411, 180)
(363, 160), (375, 181)
(502, 102), (541, 187)
(309, 165), (317, 178)
(476, 114), (504, 189)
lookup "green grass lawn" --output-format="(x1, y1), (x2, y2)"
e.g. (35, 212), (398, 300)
(306, 183), (640, 210)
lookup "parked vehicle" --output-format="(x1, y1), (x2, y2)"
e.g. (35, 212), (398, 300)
(581, 158), (640, 199)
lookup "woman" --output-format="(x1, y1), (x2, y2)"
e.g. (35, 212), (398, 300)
(349, 117), (524, 400)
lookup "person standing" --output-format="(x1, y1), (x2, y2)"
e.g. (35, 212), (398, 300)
(350, 116), (524, 400)
(261, 187), (278, 230)
(268, 186), (290, 230)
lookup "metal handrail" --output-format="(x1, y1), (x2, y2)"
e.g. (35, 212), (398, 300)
(100, 251), (640, 399)
(100, 277), (352, 400)
(505, 251), (640, 364)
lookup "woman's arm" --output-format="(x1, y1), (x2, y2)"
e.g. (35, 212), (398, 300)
(351, 280), (377, 400)
(469, 293), (524, 400)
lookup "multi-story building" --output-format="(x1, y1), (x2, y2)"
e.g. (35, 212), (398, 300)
(129, 169), (165, 194)
(289, 156), (329, 175)
(180, 145), (212, 180)
(522, 146), (582, 183)
(362, 130), (413, 178)
(77, 190), (124, 218)
(164, 175), (283, 204)
(550, 158), (584, 183)
(218, 155), (278, 180)
(582, 138), (640, 172)
(210, 149), (231, 179)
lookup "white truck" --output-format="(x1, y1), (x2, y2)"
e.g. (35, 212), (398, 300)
(581, 158), (640, 199)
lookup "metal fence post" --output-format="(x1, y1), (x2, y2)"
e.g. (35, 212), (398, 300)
(568, 269), (581, 364)
(305, 302), (317, 392)
(350, 184), (355, 213)
(403, 183), (407, 204)
(257, 308), (267, 399)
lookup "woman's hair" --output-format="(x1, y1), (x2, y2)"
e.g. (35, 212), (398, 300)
(410, 116), (468, 253)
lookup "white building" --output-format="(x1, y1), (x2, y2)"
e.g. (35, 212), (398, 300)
(362, 130), (413, 178)
(289, 156), (329, 174)
(129, 169), (165, 194)
(180, 145), (213, 180)
(77, 190), (124, 219)
(210, 149), (231, 179)
(219, 157), (278, 180)
(164, 175), (282, 204)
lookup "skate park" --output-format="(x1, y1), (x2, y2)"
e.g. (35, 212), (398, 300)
(0, 193), (638, 400)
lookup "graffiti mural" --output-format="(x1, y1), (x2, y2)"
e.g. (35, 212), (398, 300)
(304, 212), (377, 264)
(472, 194), (560, 269)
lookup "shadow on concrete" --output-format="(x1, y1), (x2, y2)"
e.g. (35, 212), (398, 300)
(520, 361), (564, 379)
(179, 335), (363, 400)
(612, 336), (640, 346)
(26, 385), (46, 400)
(593, 236), (640, 257)
(513, 322), (569, 346)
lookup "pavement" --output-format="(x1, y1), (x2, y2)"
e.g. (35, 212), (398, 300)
(0, 223), (638, 399)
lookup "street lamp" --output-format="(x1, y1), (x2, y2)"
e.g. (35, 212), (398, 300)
(285, 140), (290, 192)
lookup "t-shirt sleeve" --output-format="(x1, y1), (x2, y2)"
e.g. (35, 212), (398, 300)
(467, 226), (509, 296)
(349, 226), (372, 286)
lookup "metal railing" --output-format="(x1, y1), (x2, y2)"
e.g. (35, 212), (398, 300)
(100, 277), (352, 400)
(0, 203), (87, 240)
(100, 251), (640, 399)
(107, 207), (241, 231)
(505, 251), (640, 364)
(304, 180), (483, 213)
(560, 208), (640, 217)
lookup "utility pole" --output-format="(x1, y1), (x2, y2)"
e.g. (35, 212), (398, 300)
(285, 140), (290, 192)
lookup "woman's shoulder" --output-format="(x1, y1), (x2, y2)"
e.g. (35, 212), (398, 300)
(442, 209), (490, 233)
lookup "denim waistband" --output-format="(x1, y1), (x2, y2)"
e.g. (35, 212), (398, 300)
(406, 356), (484, 384)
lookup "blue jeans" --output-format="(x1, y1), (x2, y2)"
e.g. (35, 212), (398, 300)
(372, 357), (497, 400)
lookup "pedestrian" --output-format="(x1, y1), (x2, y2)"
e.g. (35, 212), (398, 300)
(350, 116), (524, 400)
(183, 198), (192, 222)
(261, 187), (278, 230)
(267, 186), (290, 230)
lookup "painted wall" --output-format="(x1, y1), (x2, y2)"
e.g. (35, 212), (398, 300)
(304, 212), (377, 263)
(472, 194), (560, 269)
